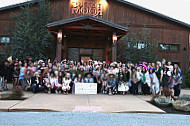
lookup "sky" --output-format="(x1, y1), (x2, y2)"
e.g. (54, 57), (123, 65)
(0, 0), (190, 24)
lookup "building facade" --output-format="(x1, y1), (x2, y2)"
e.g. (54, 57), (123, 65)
(0, 0), (190, 73)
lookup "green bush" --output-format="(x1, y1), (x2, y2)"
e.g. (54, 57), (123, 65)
(185, 69), (190, 88)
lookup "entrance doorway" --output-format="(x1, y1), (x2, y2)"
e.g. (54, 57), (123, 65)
(80, 55), (92, 62)
(47, 15), (128, 61)
(68, 48), (104, 61)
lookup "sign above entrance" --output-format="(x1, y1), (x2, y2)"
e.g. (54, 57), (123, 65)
(70, 0), (107, 17)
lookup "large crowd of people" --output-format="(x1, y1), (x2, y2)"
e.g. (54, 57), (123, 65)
(0, 57), (182, 97)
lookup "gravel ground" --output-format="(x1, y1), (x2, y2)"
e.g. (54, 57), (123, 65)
(0, 112), (190, 126)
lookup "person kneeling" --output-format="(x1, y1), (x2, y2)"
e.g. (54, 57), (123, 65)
(62, 73), (72, 95)
(30, 72), (44, 93)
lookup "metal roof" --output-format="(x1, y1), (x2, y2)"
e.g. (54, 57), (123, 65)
(0, 0), (189, 28)
(116, 0), (190, 28)
(46, 15), (129, 32)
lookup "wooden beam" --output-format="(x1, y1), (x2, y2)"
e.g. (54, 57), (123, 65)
(63, 26), (112, 31)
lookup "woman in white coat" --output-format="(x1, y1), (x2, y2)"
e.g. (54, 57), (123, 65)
(62, 73), (72, 95)
(149, 67), (160, 95)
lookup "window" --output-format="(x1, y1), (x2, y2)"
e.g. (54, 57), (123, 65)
(0, 36), (11, 43)
(159, 44), (179, 52)
(137, 42), (146, 49)
(126, 42), (146, 49)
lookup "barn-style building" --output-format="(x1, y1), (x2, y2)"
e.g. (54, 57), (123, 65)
(0, 0), (189, 73)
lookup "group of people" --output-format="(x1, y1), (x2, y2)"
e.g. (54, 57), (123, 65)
(0, 57), (182, 97)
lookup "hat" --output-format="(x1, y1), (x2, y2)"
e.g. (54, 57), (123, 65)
(113, 62), (117, 65)
(28, 58), (32, 61)
(137, 67), (141, 70)
(89, 59), (92, 62)
(131, 66), (136, 70)
(96, 65), (100, 69)
(108, 71), (115, 76)
(54, 58), (59, 61)
(142, 65), (148, 70)
(106, 61), (110, 64)
(98, 61), (103, 65)
(103, 61), (106, 64)
(167, 71), (171, 76)
(149, 67), (154, 70)
(80, 66), (84, 69)
(34, 72), (39, 76)
(66, 73), (70, 77)
(94, 61), (98, 65)
(142, 62), (147, 65)
(7, 56), (12, 61)
(64, 65), (69, 69)
(138, 64), (143, 67)
(38, 60), (44, 64)
(110, 63), (115, 67)
(61, 59), (67, 64)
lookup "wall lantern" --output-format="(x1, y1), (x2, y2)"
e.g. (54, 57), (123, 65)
(71, 0), (78, 7)
(57, 29), (62, 41)
(113, 32), (117, 43)
(100, 0), (107, 6)
(100, 0), (108, 9)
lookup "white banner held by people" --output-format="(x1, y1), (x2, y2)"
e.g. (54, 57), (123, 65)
(75, 83), (97, 94)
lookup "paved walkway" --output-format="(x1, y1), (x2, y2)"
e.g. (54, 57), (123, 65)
(1, 91), (164, 113)
(0, 84), (189, 113)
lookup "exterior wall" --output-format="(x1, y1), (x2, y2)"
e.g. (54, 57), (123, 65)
(0, 0), (189, 72)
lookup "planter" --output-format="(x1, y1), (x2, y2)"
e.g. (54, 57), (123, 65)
(172, 100), (190, 112)
(153, 97), (172, 107)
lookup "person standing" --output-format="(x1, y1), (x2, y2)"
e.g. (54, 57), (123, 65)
(130, 66), (138, 95)
(0, 60), (10, 91)
(141, 66), (150, 95)
(162, 65), (172, 95)
(155, 61), (163, 94)
(12, 64), (20, 89)
(19, 62), (27, 90)
(173, 68), (181, 97)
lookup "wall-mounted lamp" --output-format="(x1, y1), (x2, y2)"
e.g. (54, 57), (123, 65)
(57, 29), (62, 41)
(113, 32), (117, 43)
(70, 0), (78, 7)
(100, 0), (107, 6)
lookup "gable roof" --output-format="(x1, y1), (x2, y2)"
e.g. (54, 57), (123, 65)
(0, 0), (190, 28)
(46, 15), (128, 33)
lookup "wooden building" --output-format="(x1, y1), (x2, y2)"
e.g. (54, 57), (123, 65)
(0, 0), (190, 73)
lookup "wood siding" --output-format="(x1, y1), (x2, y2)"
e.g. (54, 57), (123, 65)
(0, 0), (189, 73)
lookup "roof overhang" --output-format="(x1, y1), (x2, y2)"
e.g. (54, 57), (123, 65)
(46, 15), (129, 37)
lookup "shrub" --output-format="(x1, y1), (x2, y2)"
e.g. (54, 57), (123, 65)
(8, 88), (24, 100)
(184, 68), (190, 88)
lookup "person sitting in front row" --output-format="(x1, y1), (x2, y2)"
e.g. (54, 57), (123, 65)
(30, 72), (44, 93)
(107, 72), (117, 95)
(62, 73), (72, 95)
(84, 73), (94, 83)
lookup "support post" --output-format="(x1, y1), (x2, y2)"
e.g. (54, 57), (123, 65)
(63, 38), (68, 59)
(56, 29), (62, 61)
(112, 32), (117, 62)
